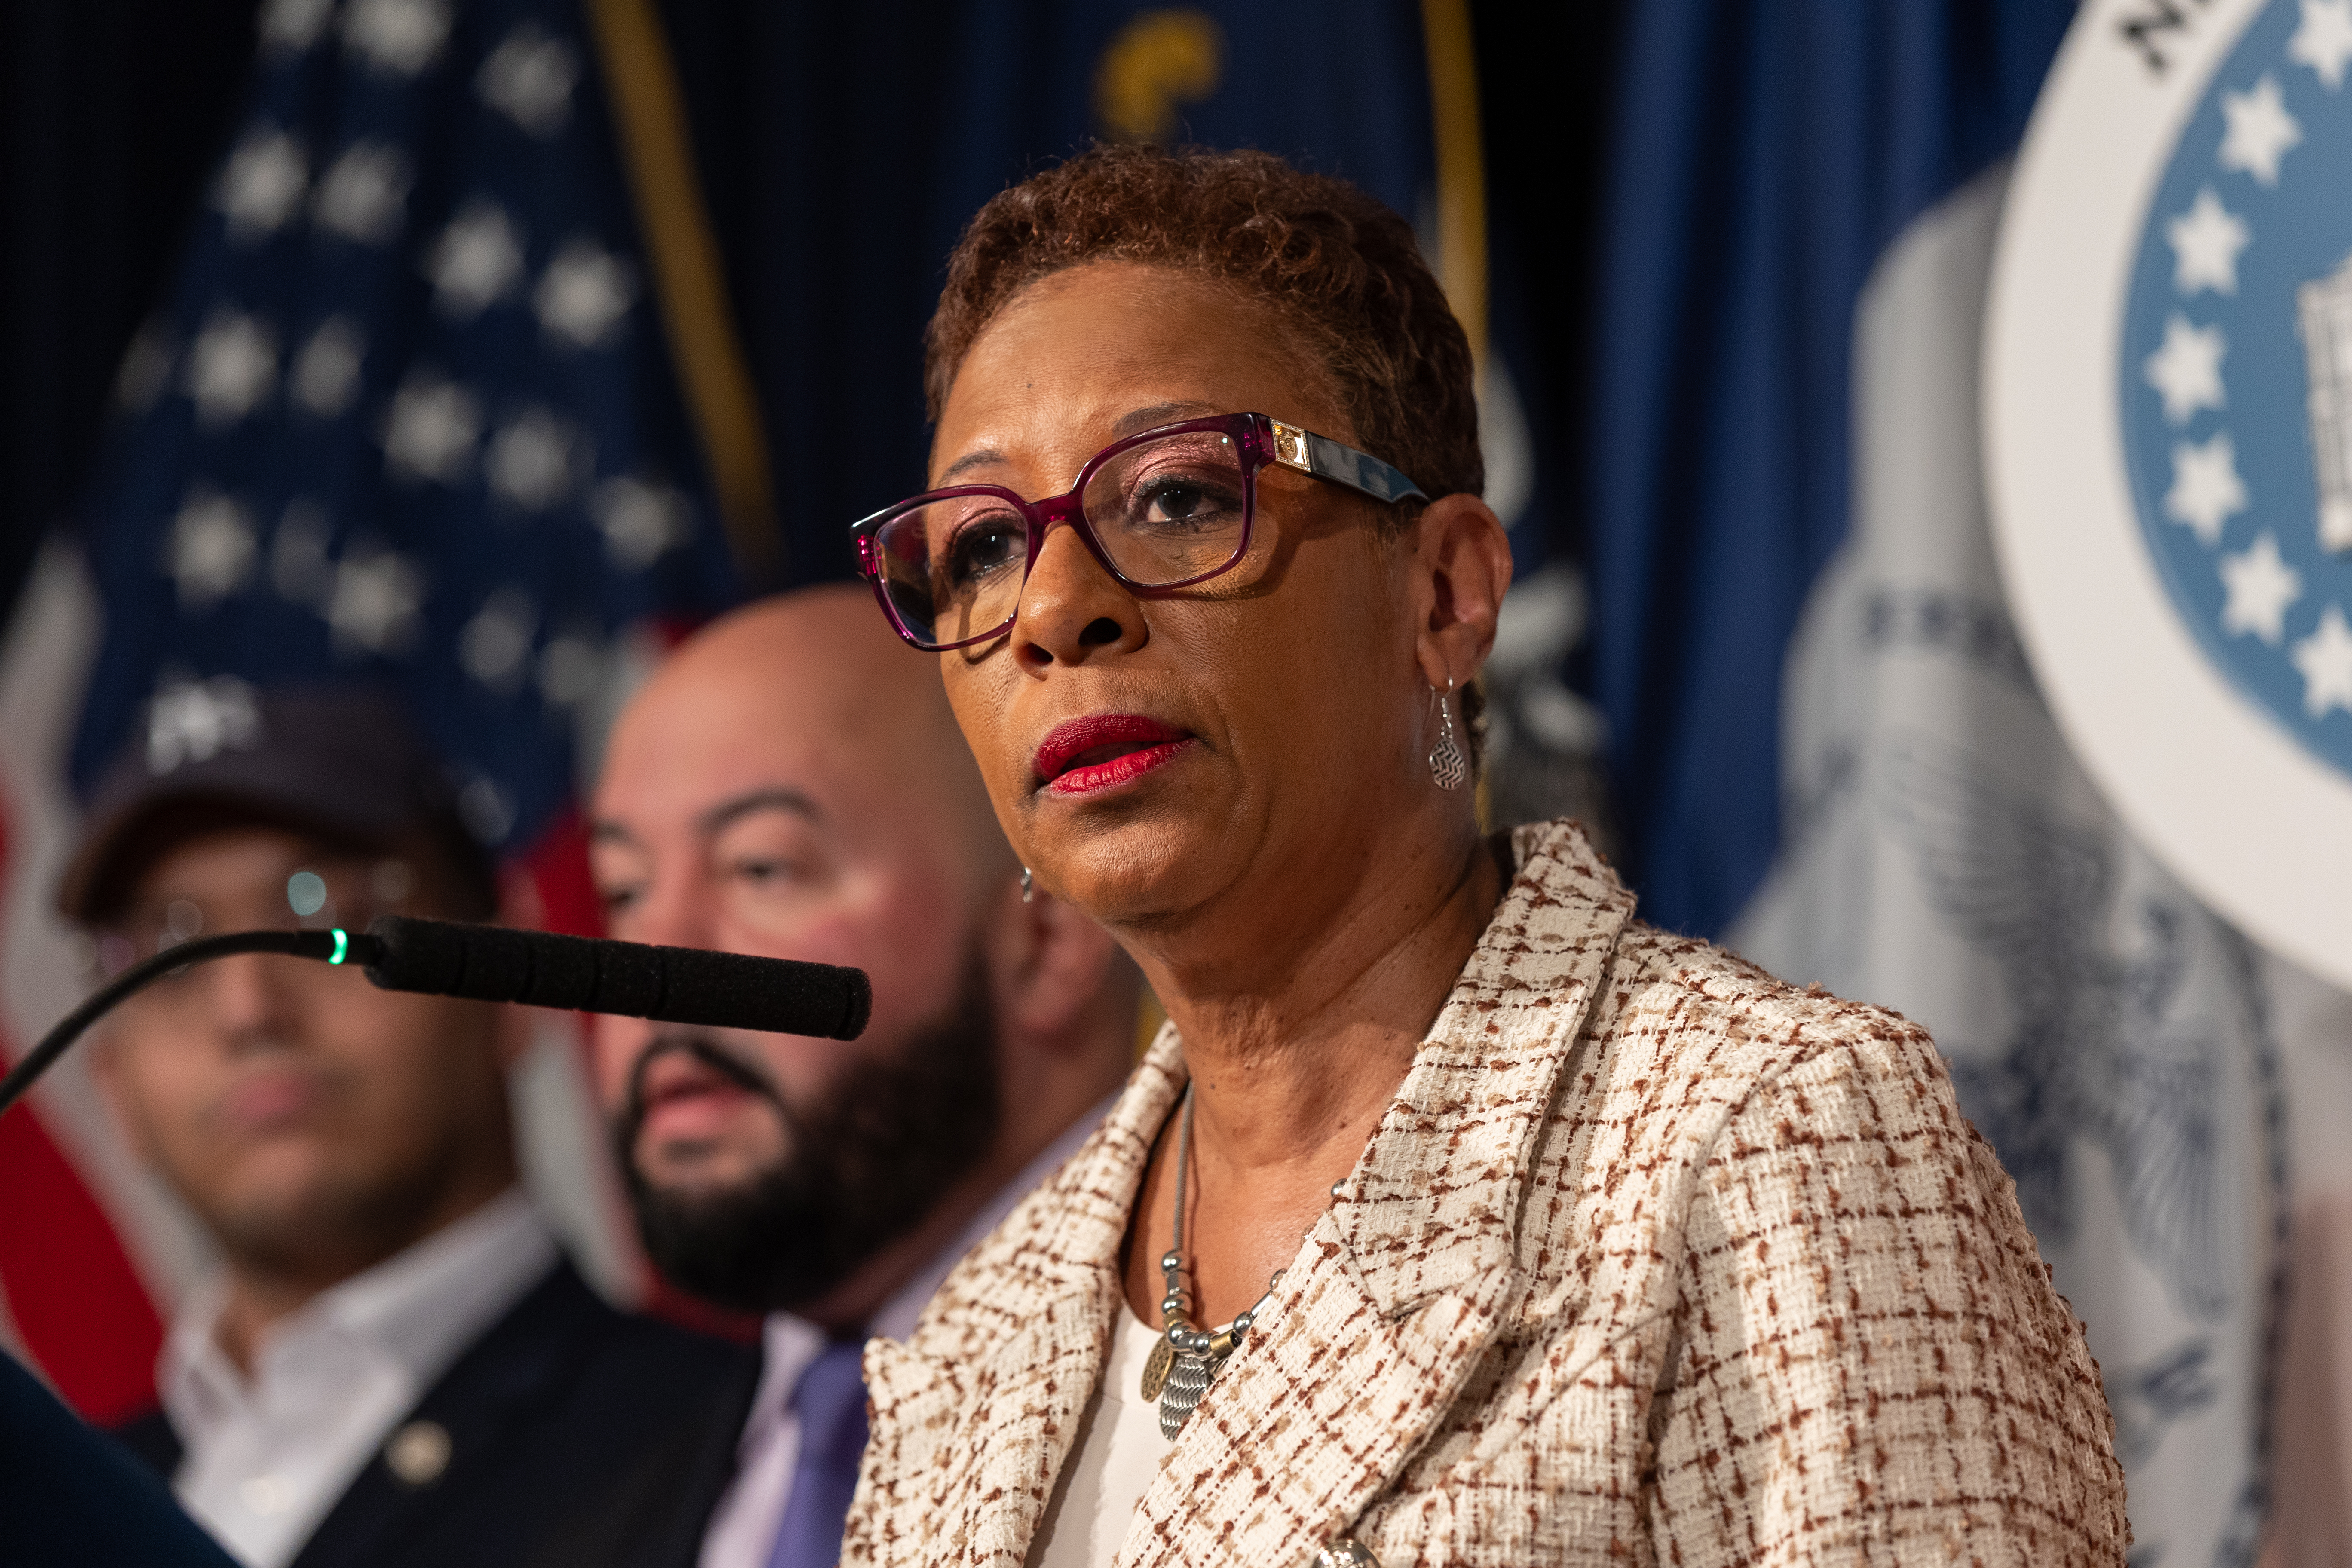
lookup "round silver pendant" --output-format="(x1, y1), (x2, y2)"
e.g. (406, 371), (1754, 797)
(1140, 1333), (1173, 1403)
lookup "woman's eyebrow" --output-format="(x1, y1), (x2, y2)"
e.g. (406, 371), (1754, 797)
(1112, 400), (1216, 435)
(938, 447), (1005, 483)
(939, 403), (1226, 485)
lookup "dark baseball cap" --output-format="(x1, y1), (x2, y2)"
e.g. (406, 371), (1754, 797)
(58, 680), (496, 924)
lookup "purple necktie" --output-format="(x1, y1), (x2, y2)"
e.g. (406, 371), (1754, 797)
(764, 1336), (870, 1568)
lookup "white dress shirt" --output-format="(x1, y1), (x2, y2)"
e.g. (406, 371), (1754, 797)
(698, 1100), (1114, 1568)
(160, 1189), (558, 1568)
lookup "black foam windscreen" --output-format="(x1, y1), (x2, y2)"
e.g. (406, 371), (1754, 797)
(362, 915), (871, 1040)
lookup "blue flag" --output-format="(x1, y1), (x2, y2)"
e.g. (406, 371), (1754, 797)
(72, 0), (742, 851)
(1586, 4), (2070, 939)
(1585, 4), (2328, 1561)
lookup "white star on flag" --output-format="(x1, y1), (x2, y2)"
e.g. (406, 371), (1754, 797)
(184, 311), (279, 428)
(166, 491), (258, 609)
(115, 324), (175, 414)
(2166, 187), (2250, 295)
(291, 317), (367, 418)
(2325, 496), (2352, 554)
(146, 676), (262, 774)
(2145, 313), (2227, 424)
(477, 24), (579, 139)
(536, 239), (637, 349)
(592, 477), (689, 569)
(486, 408), (584, 511)
(538, 634), (603, 706)
(2219, 532), (2303, 643)
(2291, 602), (2352, 715)
(260, 0), (333, 53)
(326, 548), (427, 654)
(312, 142), (413, 245)
(457, 778), (515, 844)
(343, 0), (452, 77)
(217, 129), (309, 242)
(382, 373), (481, 483)
(459, 588), (538, 692)
(428, 202), (526, 318)
(2291, 0), (2352, 88)
(2220, 74), (2303, 186)
(2164, 432), (2248, 544)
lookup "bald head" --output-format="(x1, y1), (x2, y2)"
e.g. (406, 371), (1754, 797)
(609, 586), (1004, 877)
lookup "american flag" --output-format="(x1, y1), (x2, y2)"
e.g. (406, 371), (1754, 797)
(74, 0), (743, 835)
(1, 0), (748, 1415)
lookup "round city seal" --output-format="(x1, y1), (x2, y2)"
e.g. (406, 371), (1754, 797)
(1988, 0), (2352, 994)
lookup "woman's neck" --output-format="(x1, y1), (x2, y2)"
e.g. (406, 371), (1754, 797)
(1118, 814), (1507, 1326)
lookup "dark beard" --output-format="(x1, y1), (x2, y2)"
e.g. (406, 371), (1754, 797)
(616, 949), (1000, 1315)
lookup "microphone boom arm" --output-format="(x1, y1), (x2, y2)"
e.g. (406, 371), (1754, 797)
(0, 917), (871, 1122)
(0, 928), (375, 1121)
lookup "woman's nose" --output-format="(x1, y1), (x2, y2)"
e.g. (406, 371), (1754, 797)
(1013, 522), (1145, 671)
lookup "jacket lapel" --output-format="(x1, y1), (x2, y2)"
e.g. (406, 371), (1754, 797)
(1128, 824), (1636, 1567)
(288, 1262), (594, 1568)
(853, 1048), (1187, 1568)
(854, 823), (1638, 1568)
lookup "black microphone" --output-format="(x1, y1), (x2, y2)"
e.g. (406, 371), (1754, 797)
(360, 915), (871, 1040)
(0, 918), (870, 1122)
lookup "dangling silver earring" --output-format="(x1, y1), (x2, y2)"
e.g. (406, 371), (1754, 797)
(1427, 680), (1468, 791)
(1020, 867), (1035, 903)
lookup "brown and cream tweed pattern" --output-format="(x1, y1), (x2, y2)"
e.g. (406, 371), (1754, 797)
(845, 820), (2128, 1567)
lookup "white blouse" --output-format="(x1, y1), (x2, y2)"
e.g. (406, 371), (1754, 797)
(1026, 1308), (1174, 1568)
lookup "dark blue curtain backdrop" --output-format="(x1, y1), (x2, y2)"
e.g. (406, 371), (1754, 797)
(657, 0), (1442, 585)
(66, 0), (750, 848)
(1584, 1), (2074, 937)
(3, 1), (1608, 609)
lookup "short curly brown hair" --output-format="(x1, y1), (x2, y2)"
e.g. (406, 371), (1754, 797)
(924, 144), (1483, 508)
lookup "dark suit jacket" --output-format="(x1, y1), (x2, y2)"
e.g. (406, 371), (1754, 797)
(520, 1330), (763, 1568)
(0, 1349), (236, 1568)
(117, 1261), (756, 1568)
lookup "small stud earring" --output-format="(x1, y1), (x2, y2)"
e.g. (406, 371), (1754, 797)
(1427, 679), (1467, 792)
(1020, 867), (1035, 903)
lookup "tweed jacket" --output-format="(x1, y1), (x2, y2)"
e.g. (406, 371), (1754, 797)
(844, 819), (2129, 1567)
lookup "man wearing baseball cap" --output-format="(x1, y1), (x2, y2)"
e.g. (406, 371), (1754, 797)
(61, 681), (745, 1568)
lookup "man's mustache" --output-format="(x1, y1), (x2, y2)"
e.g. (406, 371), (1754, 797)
(623, 1031), (783, 1123)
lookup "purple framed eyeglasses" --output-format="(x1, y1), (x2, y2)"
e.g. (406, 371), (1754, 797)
(850, 412), (1427, 652)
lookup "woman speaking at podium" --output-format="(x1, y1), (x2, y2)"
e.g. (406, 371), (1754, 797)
(843, 144), (2128, 1567)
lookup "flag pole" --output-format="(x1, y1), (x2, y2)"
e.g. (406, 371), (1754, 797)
(583, 0), (781, 585)
(1421, 0), (1488, 368)
(1422, 0), (1494, 830)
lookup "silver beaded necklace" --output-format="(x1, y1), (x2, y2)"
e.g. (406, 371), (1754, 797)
(1141, 1085), (1283, 1438)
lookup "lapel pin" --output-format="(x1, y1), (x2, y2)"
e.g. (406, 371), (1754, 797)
(385, 1419), (452, 1486)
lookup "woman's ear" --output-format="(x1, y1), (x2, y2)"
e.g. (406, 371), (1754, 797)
(1410, 492), (1513, 692)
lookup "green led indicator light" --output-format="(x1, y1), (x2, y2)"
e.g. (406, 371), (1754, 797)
(328, 929), (349, 965)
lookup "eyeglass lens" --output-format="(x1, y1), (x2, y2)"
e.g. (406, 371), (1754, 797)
(95, 859), (412, 988)
(874, 428), (1250, 648)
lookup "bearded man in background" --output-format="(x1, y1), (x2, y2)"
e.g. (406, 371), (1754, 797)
(562, 588), (1138, 1568)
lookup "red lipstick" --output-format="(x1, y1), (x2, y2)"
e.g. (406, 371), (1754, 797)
(1033, 714), (1194, 795)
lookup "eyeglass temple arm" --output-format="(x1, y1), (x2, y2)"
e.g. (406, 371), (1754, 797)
(1266, 420), (1428, 506)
